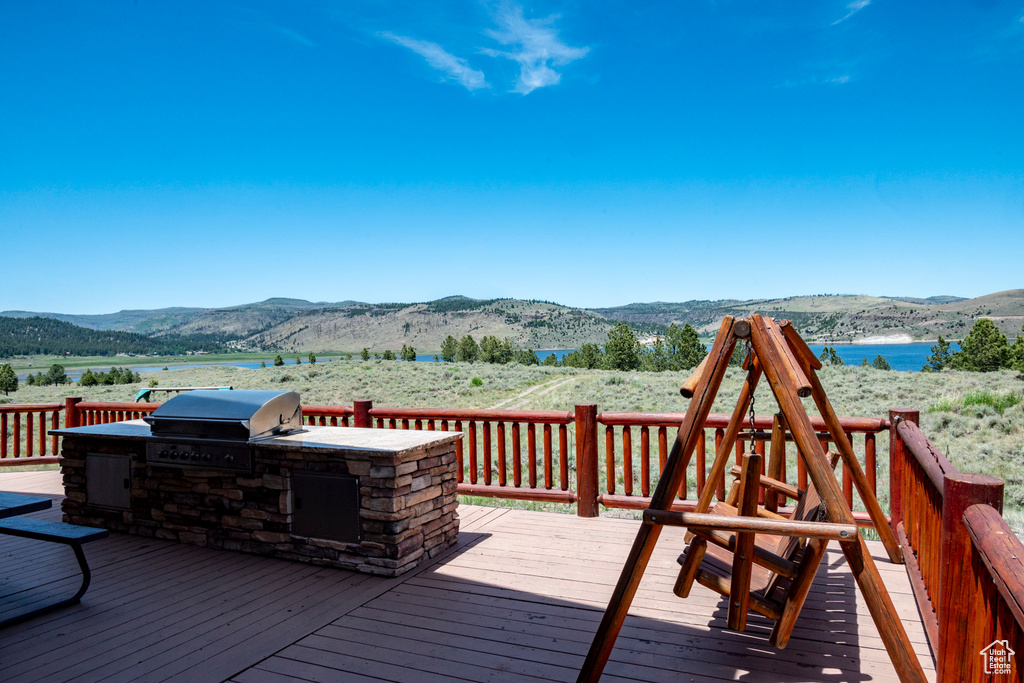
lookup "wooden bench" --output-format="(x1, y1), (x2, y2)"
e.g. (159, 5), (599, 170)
(0, 517), (109, 628)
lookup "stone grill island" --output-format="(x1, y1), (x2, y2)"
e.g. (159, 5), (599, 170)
(55, 421), (461, 577)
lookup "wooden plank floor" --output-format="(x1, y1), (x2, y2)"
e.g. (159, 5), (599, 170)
(0, 471), (935, 682)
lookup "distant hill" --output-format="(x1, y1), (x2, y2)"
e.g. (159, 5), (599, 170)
(596, 290), (1024, 343)
(4, 290), (1022, 355)
(0, 316), (229, 357)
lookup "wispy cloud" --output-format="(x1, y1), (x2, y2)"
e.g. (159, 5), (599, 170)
(832, 0), (870, 26)
(482, 4), (589, 94)
(381, 31), (488, 91)
(777, 74), (853, 88)
(272, 26), (317, 48)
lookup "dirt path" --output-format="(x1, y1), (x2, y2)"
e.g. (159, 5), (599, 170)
(489, 376), (579, 410)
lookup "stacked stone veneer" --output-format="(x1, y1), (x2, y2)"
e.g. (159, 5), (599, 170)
(60, 426), (460, 577)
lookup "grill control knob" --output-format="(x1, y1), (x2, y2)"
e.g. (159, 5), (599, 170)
(224, 455), (234, 464)
(202, 453), (212, 462)
(169, 451), (179, 460)
(190, 452), (200, 461)
(159, 450), (168, 458)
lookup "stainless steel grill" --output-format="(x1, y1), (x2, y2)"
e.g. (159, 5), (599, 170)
(143, 390), (302, 471)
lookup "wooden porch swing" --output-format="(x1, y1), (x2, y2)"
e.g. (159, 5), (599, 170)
(577, 314), (927, 683)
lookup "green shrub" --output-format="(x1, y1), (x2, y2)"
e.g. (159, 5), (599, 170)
(929, 390), (1022, 415)
(470, 377), (483, 387)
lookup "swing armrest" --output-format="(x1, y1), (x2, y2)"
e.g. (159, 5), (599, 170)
(728, 465), (801, 501)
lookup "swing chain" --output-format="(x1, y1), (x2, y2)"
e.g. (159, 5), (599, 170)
(746, 341), (757, 438)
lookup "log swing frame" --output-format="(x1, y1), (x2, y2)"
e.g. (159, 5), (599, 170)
(577, 314), (926, 683)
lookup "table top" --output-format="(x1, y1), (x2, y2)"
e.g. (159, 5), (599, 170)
(0, 492), (52, 519)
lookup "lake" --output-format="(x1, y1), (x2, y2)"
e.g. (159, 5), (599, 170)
(806, 343), (948, 372)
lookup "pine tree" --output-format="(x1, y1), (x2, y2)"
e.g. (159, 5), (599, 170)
(0, 363), (18, 395)
(514, 348), (540, 366)
(950, 319), (1010, 372)
(47, 364), (68, 385)
(273, 355), (284, 366)
(925, 336), (953, 372)
(604, 323), (640, 371)
(872, 355), (891, 371)
(361, 348), (370, 361)
(308, 352), (316, 364)
(440, 336), (458, 363)
(456, 335), (478, 363)
(1009, 324), (1024, 372)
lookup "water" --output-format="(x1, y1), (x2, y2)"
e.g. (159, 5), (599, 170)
(806, 342), (950, 372)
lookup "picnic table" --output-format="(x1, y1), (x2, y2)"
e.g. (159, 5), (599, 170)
(0, 490), (107, 627)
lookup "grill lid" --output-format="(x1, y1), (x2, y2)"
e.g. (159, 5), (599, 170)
(144, 390), (302, 441)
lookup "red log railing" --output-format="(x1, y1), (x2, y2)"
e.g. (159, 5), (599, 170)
(595, 411), (886, 520)
(0, 403), (64, 465)
(300, 404), (353, 427)
(889, 409), (1008, 682)
(71, 399), (160, 426)
(362, 405), (577, 505)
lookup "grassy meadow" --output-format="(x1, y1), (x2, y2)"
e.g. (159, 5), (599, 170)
(3, 359), (1023, 533)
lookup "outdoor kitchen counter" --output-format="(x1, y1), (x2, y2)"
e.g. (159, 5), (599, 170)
(56, 423), (463, 576)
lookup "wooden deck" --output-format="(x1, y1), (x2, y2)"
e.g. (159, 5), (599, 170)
(0, 470), (935, 682)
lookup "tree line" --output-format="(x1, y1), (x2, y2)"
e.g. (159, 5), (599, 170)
(431, 323), (708, 372)
(0, 316), (230, 357)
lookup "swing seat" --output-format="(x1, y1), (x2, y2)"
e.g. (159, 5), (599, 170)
(674, 452), (840, 648)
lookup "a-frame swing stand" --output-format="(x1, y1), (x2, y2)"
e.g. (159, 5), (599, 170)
(577, 315), (927, 683)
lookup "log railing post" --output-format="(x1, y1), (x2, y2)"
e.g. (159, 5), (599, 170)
(937, 474), (1004, 683)
(353, 400), (372, 429)
(889, 409), (918, 538)
(64, 397), (83, 430)
(576, 404), (599, 518)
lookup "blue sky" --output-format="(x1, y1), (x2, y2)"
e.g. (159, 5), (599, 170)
(2, 1), (1022, 314)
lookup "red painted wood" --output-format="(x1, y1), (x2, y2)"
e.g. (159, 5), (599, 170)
(640, 426), (650, 498)
(605, 425), (615, 495)
(482, 422), (492, 485)
(558, 425), (568, 491)
(543, 424), (552, 489)
(527, 423), (537, 488)
(623, 427), (632, 496)
(496, 422), (506, 486)
(575, 404), (599, 517)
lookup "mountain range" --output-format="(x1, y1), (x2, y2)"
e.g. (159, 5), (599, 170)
(4, 290), (1023, 354)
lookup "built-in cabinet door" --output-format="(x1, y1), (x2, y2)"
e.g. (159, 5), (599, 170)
(86, 453), (132, 510)
(291, 472), (360, 543)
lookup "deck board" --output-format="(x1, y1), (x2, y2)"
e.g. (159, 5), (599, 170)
(0, 470), (935, 682)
